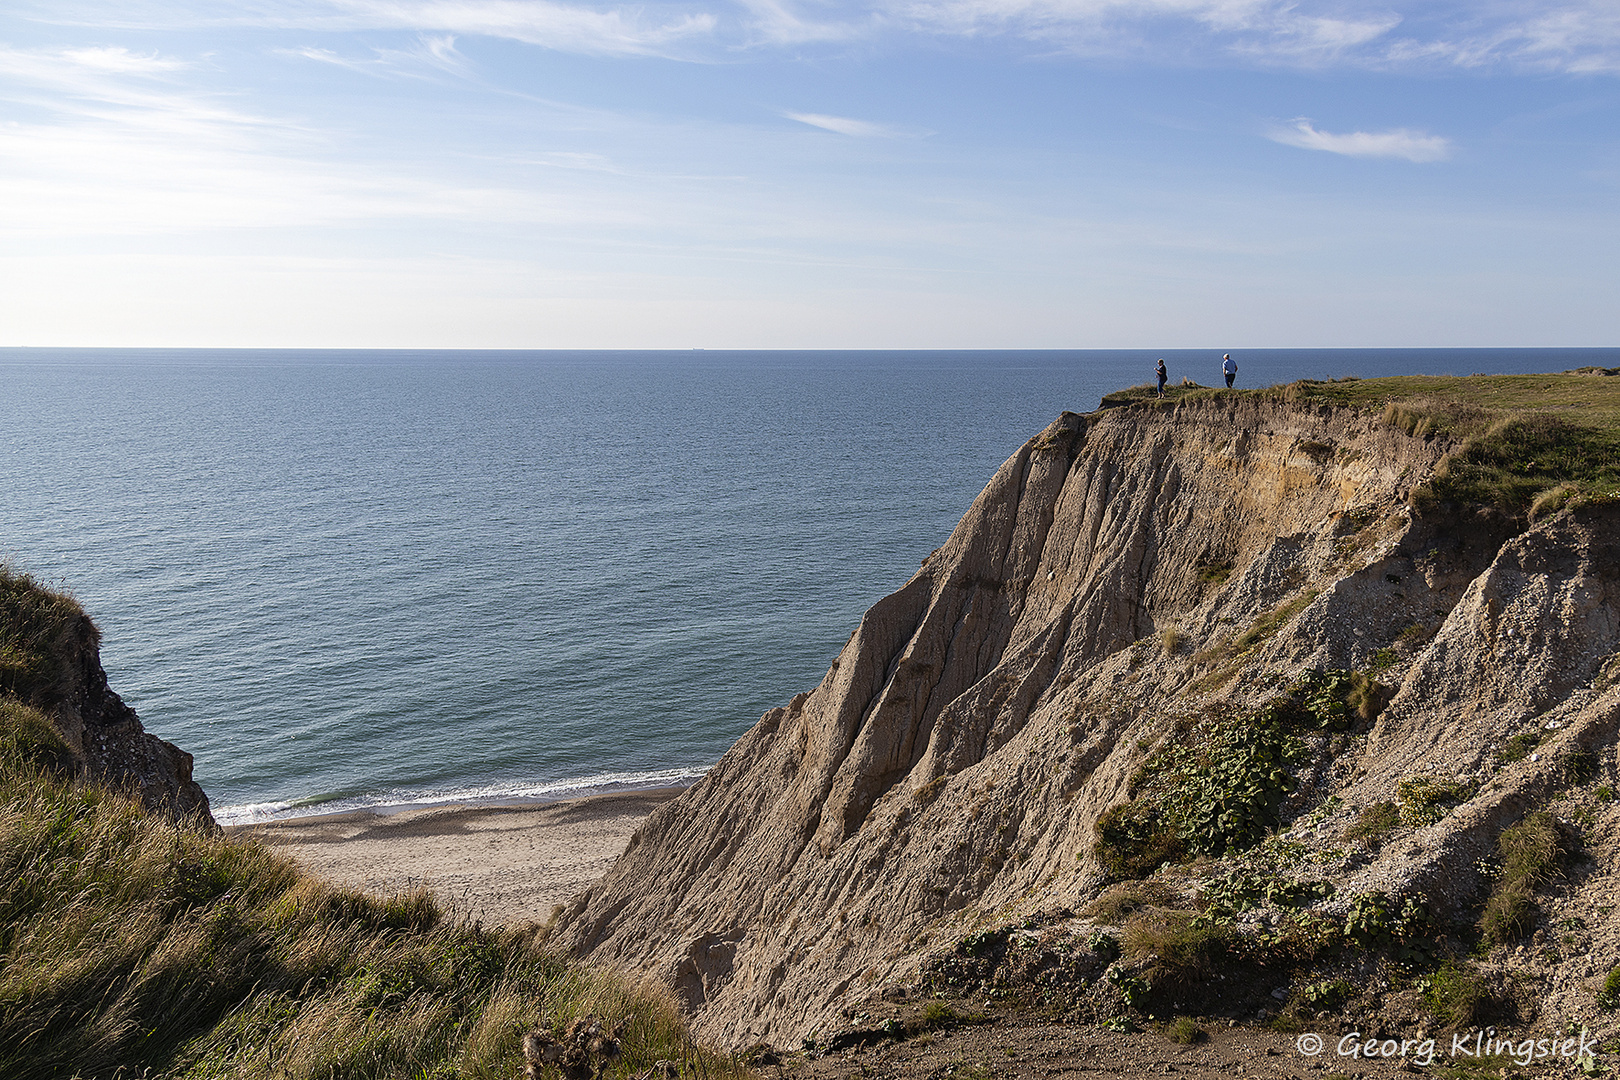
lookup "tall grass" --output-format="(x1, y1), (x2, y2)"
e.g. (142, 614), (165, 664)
(0, 725), (743, 1080)
(0, 565), (90, 710)
(0, 566), (748, 1080)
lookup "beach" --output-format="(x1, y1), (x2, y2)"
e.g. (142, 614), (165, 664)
(231, 788), (682, 925)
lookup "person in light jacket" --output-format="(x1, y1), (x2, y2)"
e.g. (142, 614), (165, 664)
(1222, 353), (1237, 388)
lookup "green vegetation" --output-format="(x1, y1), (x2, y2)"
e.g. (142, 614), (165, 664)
(1479, 811), (1565, 944)
(1397, 776), (1476, 826)
(1094, 706), (1303, 877)
(0, 565), (90, 710)
(1096, 670), (1389, 879)
(1597, 967), (1620, 1010)
(0, 568), (743, 1080)
(1297, 978), (1353, 1014)
(1496, 729), (1544, 765)
(1165, 1017), (1207, 1044)
(1419, 961), (1489, 1028)
(1344, 801), (1400, 846)
(1288, 372), (1620, 521)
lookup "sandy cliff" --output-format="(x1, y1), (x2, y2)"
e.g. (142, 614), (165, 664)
(555, 392), (1620, 1049)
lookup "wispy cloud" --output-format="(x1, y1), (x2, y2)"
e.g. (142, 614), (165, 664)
(786, 112), (909, 137)
(329, 0), (717, 56)
(284, 33), (472, 77)
(1267, 118), (1452, 162)
(20, 0), (1620, 72)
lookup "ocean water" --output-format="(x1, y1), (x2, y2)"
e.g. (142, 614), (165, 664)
(2, 347), (1613, 824)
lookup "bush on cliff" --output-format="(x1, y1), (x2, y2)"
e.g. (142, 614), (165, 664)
(0, 571), (742, 1080)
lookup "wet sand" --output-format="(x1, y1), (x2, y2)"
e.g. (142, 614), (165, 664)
(230, 788), (681, 925)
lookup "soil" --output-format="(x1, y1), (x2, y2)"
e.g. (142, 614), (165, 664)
(761, 1003), (1598, 1080)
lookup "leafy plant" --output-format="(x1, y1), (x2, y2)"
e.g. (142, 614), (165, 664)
(1094, 705), (1305, 878)
(1397, 776), (1476, 826)
(1299, 979), (1354, 1013)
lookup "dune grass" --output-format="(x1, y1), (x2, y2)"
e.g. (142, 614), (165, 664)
(0, 568), (747, 1080)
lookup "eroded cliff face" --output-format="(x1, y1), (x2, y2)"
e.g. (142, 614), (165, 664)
(555, 397), (1619, 1048)
(30, 610), (213, 823)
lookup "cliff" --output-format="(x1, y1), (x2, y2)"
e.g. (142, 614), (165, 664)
(555, 376), (1620, 1050)
(0, 567), (213, 822)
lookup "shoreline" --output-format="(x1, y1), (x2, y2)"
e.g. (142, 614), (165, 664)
(232, 787), (683, 926)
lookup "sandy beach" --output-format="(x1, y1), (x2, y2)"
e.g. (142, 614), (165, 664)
(231, 788), (682, 926)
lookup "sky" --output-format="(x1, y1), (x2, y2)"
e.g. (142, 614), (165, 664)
(0, 0), (1616, 348)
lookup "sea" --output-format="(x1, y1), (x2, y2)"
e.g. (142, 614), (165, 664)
(2, 348), (1614, 825)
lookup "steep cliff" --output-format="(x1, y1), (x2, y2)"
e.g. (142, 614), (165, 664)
(555, 378), (1620, 1050)
(0, 567), (213, 822)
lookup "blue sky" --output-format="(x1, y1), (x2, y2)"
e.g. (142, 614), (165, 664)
(1, 0), (1616, 347)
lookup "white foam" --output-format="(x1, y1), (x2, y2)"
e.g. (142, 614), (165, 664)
(213, 765), (710, 826)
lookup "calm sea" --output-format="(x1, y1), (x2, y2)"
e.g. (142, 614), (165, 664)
(2, 348), (1613, 824)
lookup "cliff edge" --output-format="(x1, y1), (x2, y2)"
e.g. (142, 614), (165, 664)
(556, 375), (1620, 1051)
(1, 567), (213, 822)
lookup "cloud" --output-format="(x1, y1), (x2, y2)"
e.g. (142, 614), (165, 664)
(1267, 118), (1453, 162)
(56, 46), (190, 74)
(21, 0), (1620, 72)
(785, 112), (906, 137)
(329, 0), (717, 56)
(283, 33), (473, 77)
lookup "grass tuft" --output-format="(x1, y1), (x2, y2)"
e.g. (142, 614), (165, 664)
(1479, 811), (1564, 944)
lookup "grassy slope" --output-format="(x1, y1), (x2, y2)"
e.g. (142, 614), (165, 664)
(1101, 368), (1620, 523)
(0, 566), (745, 1080)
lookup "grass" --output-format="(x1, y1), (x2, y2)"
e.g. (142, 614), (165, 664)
(0, 564), (91, 710)
(1344, 801), (1400, 847)
(0, 568), (747, 1080)
(1121, 908), (1234, 983)
(1164, 1017), (1207, 1044)
(1479, 810), (1565, 944)
(1101, 370), (1620, 524)
(1420, 961), (1488, 1029)
(1598, 967), (1620, 1010)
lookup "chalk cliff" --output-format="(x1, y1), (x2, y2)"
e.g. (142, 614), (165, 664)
(556, 390), (1620, 1049)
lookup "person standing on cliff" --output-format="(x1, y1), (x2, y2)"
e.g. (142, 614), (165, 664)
(1222, 353), (1237, 388)
(1155, 358), (1168, 398)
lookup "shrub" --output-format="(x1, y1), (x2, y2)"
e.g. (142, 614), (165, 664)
(1123, 909), (1234, 982)
(1496, 730), (1543, 765)
(1094, 707), (1304, 879)
(1397, 776), (1475, 826)
(1299, 979), (1354, 1014)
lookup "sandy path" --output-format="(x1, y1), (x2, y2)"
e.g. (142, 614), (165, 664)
(230, 789), (680, 926)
